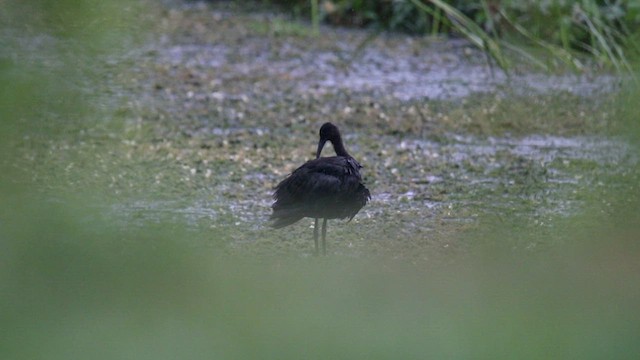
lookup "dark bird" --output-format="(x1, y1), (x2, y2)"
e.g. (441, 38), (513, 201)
(271, 122), (371, 256)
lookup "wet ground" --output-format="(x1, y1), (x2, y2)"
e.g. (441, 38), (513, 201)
(8, 0), (638, 261)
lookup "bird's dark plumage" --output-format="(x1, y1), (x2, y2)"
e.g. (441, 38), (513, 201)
(271, 156), (370, 228)
(270, 122), (371, 254)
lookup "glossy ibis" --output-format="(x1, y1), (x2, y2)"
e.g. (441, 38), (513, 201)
(271, 122), (371, 255)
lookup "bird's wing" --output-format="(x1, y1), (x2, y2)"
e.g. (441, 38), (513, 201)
(273, 157), (355, 204)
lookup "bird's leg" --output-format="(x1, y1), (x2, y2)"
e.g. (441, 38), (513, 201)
(313, 218), (319, 256)
(322, 218), (328, 256)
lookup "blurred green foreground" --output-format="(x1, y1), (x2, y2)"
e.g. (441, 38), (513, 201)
(2, 1), (640, 359)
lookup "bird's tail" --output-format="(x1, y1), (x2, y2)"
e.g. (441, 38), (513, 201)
(270, 208), (304, 229)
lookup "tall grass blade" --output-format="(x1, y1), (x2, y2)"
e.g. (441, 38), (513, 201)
(499, 9), (585, 72)
(409, 0), (510, 71)
(431, 6), (442, 36)
(499, 41), (550, 72)
(311, 0), (319, 35)
(579, 8), (622, 70)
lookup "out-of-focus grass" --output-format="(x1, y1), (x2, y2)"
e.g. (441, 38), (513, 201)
(2, 1), (640, 359)
(2, 183), (640, 359)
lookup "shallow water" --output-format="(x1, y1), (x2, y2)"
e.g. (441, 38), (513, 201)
(104, 132), (635, 241)
(5, 0), (636, 257)
(154, 30), (618, 102)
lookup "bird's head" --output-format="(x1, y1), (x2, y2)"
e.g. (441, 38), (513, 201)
(317, 122), (342, 158)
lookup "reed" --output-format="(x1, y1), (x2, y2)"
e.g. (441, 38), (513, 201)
(265, 0), (639, 73)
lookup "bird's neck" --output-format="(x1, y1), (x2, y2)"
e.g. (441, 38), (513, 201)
(331, 138), (350, 157)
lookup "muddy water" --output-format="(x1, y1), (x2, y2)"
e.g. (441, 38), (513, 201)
(103, 129), (635, 255)
(155, 23), (618, 102)
(7, 0), (636, 257)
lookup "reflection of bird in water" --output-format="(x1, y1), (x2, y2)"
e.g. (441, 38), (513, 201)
(271, 122), (371, 255)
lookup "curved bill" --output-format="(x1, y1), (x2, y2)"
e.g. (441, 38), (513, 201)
(316, 139), (327, 159)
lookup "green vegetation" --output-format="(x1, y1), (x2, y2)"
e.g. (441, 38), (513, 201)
(264, 0), (640, 72)
(2, 0), (640, 358)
